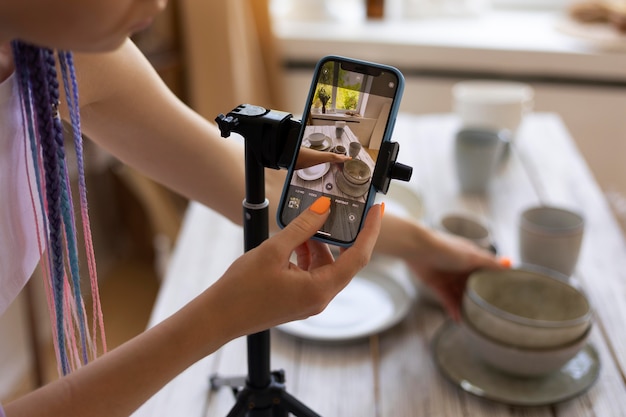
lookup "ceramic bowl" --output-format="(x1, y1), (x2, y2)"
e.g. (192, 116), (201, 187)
(460, 314), (591, 377)
(343, 159), (371, 185)
(463, 269), (592, 349)
(308, 132), (327, 146)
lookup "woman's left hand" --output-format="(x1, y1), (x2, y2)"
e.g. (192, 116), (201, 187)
(407, 230), (506, 321)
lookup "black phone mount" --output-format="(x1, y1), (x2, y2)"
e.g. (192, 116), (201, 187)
(211, 104), (412, 417)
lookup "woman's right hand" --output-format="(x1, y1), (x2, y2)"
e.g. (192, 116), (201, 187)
(205, 197), (384, 342)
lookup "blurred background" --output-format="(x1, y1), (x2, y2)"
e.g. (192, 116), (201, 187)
(3, 0), (626, 404)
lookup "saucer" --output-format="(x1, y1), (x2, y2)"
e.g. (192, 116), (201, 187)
(432, 321), (600, 406)
(336, 170), (370, 198)
(305, 136), (332, 151)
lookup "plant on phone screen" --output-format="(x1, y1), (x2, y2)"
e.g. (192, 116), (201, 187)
(317, 87), (331, 114)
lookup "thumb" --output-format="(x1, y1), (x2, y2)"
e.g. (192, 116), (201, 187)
(275, 196), (331, 253)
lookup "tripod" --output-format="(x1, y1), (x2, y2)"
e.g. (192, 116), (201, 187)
(212, 104), (412, 417)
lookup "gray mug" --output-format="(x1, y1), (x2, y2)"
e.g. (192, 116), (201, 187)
(519, 205), (585, 278)
(454, 128), (508, 194)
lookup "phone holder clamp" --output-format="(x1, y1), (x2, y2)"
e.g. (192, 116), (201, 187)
(372, 141), (413, 194)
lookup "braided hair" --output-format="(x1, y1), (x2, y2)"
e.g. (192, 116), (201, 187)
(11, 41), (106, 376)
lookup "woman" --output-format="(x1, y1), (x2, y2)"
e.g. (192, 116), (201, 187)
(0, 0), (502, 415)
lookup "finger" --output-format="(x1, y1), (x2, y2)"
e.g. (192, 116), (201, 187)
(275, 196), (331, 255)
(323, 203), (384, 287)
(294, 242), (312, 270)
(306, 239), (334, 268)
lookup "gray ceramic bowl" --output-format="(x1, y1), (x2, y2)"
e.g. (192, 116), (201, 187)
(460, 314), (591, 377)
(463, 269), (592, 349)
(308, 132), (327, 146)
(343, 159), (371, 185)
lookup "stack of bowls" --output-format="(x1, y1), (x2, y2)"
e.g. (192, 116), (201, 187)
(337, 159), (372, 197)
(461, 268), (593, 377)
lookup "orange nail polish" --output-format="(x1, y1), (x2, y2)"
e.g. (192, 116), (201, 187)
(309, 196), (331, 214)
(499, 257), (512, 268)
(380, 202), (385, 217)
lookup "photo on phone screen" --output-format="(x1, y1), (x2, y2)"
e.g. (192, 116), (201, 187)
(278, 56), (404, 246)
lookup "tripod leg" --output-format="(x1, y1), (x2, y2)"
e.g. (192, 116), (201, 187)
(277, 390), (322, 417)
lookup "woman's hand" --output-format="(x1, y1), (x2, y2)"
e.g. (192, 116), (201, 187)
(294, 147), (351, 170)
(206, 197), (384, 340)
(407, 229), (505, 321)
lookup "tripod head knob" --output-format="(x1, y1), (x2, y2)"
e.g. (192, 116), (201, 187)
(215, 113), (239, 138)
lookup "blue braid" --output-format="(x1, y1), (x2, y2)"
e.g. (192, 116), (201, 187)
(43, 49), (90, 365)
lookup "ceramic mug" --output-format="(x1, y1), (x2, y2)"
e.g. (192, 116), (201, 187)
(349, 142), (362, 159)
(439, 213), (496, 254)
(454, 128), (508, 194)
(519, 205), (585, 278)
(335, 120), (346, 139)
(452, 80), (534, 138)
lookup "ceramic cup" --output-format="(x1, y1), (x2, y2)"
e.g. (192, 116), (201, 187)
(454, 128), (508, 194)
(519, 205), (585, 278)
(349, 142), (362, 159)
(452, 80), (534, 138)
(335, 120), (346, 139)
(332, 145), (347, 155)
(439, 213), (496, 254)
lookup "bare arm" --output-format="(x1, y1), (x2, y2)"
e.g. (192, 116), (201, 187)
(4, 200), (384, 417)
(68, 39), (502, 319)
(68, 39), (252, 226)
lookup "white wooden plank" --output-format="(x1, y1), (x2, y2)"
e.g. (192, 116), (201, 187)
(134, 203), (245, 417)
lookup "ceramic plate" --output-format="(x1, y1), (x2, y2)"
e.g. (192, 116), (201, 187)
(277, 263), (413, 342)
(296, 163), (330, 181)
(432, 321), (601, 406)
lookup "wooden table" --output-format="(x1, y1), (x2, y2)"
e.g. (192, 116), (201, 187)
(133, 113), (626, 416)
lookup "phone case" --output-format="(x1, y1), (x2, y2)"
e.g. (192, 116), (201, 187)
(277, 55), (405, 246)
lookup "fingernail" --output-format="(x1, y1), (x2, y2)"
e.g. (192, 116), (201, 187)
(380, 202), (385, 217)
(309, 196), (331, 214)
(499, 257), (512, 268)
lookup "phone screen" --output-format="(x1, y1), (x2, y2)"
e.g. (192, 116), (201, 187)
(278, 56), (403, 245)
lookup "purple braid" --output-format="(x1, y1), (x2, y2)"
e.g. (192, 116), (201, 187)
(12, 41), (70, 375)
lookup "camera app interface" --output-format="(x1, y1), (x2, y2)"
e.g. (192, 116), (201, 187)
(281, 59), (399, 244)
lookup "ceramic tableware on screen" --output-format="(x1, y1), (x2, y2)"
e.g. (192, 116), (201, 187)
(349, 141), (362, 159)
(335, 120), (346, 139)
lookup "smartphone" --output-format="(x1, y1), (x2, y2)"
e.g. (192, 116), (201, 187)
(277, 56), (404, 246)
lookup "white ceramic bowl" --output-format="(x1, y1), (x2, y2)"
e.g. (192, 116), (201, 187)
(308, 132), (327, 146)
(463, 269), (592, 348)
(460, 314), (591, 377)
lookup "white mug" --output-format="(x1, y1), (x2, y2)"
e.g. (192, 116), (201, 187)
(453, 80), (534, 137)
